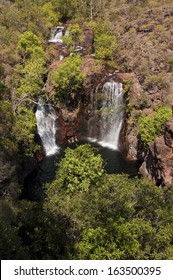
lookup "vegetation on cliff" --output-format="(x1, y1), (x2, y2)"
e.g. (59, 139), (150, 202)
(138, 106), (172, 146)
(47, 144), (104, 193)
(50, 54), (84, 100)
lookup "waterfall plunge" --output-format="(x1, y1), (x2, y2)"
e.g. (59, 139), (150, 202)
(35, 100), (59, 156)
(48, 26), (64, 43)
(89, 81), (124, 150)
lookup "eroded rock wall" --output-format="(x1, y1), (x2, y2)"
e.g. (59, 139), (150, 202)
(140, 118), (173, 185)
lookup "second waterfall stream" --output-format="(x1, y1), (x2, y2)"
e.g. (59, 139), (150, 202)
(35, 99), (59, 156)
(35, 81), (124, 155)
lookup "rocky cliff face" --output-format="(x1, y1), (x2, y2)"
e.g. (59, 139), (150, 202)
(48, 57), (127, 149)
(55, 106), (83, 145)
(44, 14), (173, 185)
(140, 118), (173, 185)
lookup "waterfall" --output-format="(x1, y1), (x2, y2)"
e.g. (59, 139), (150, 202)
(48, 26), (64, 43)
(98, 81), (124, 149)
(88, 81), (124, 150)
(35, 99), (59, 156)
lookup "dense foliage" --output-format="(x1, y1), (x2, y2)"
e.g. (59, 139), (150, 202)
(138, 106), (172, 146)
(63, 24), (84, 52)
(88, 20), (118, 60)
(45, 167), (173, 259)
(51, 55), (84, 100)
(94, 34), (118, 60)
(16, 31), (46, 99)
(1, 150), (173, 259)
(48, 144), (104, 193)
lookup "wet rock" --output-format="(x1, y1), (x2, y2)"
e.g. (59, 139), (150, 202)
(119, 120), (129, 156)
(56, 107), (82, 145)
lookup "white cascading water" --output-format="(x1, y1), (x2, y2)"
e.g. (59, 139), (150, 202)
(99, 81), (124, 149)
(35, 99), (59, 156)
(88, 81), (124, 150)
(48, 26), (64, 43)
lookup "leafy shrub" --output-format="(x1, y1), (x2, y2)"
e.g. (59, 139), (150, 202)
(123, 79), (133, 93)
(13, 107), (39, 157)
(17, 31), (42, 57)
(67, 24), (83, 42)
(51, 54), (84, 99)
(62, 35), (74, 50)
(76, 219), (156, 260)
(56, 0), (77, 20)
(0, 220), (29, 259)
(138, 106), (172, 146)
(144, 74), (169, 91)
(16, 31), (46, 98)
(63, 23), (84, 52)
(88, 20), (111, 37)
(88, 20), (119, 60)
(41, 2), (59, 28)
(95, 34), (118, 60)
(47, 144), (104, 193)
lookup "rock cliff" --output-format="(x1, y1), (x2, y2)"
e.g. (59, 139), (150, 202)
(140, 118), (173, 185)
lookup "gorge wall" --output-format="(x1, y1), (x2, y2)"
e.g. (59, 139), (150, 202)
(45, 55), (127, 152)
(30, 5), (173, 187)
(140, 118), (173, 185)
(42, 17), (173, 186)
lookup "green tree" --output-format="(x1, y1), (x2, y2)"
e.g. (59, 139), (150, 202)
(0, 200), (29, 259)
(16, 200), (73, 259)
(75, 219), (156, 260)
(75, 0), (109, 20)
(47, 144), (104, 194)
(15, 0), (58, 35)
(15, 31), (46, 101)
(17, 31), (43, 58)
(51, 54), (84, 100)
(138, 106), (172, 146)
(88, 20), (118, 60)
(63, 24), (84, 51)
(46, 172), (173, 259)
(13, 107), (39, 157)
(95, 34), (118, 60)
(16, 57), (46, 99)
(56, 0), (77, 20)
(9, 31), (46, 158)
(0, 100), (17, 155)
(41, 2), (59, 29)
(0, 220), (29, 259)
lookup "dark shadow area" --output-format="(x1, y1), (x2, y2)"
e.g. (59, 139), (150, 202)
(21, 140), (140, 202)
(20, 152), (65, 201)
